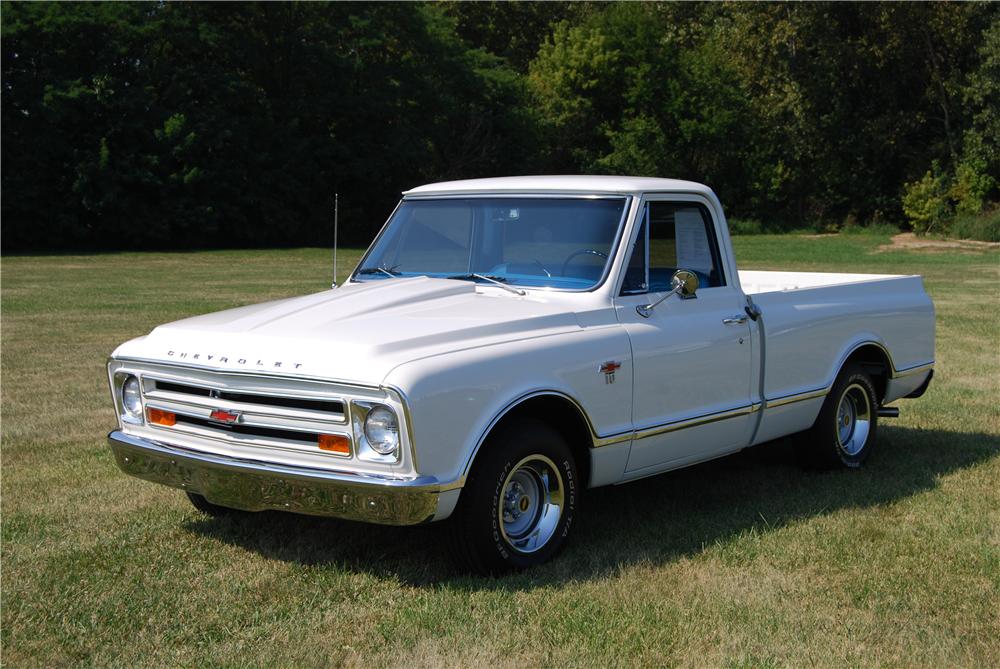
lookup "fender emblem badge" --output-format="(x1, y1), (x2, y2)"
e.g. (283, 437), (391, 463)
(599, 361), (622, 384)
(209, 409), (241, 424)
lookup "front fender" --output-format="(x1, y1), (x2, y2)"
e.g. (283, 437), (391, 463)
(384, 326), (633, 488)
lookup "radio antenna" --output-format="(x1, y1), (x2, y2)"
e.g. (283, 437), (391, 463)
(332, 192), (339, 288)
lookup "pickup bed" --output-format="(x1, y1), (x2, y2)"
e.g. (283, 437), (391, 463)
(107, 176), (935, 573)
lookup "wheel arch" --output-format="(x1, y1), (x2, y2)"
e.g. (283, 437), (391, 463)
(462, 391), (596, 488)
(838, 341), (893, 403)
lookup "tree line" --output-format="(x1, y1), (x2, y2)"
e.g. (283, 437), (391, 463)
(2, 1), (997, 251)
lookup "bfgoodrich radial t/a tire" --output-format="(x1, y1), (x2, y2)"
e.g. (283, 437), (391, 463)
(448, 419), (578, 574)
(801, 363), (879, 469)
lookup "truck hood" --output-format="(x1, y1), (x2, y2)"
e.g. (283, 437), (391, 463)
(113, 277), (584, 384)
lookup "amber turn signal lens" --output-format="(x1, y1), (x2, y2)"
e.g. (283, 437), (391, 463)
(147, 408), (176, 426)
(318, 434), (350, 455)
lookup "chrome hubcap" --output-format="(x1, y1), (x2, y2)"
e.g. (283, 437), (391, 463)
(499, 455), (564, 554)
(836, 383), (872, 456)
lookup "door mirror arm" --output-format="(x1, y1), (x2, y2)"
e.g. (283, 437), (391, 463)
(636, 269), (699, 318)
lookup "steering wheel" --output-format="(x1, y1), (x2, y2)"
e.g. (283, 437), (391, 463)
(561, 248), (609, 277)
(530, 259), (552, 277)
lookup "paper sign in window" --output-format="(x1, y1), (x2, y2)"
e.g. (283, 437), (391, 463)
(675, 210), (713, 274)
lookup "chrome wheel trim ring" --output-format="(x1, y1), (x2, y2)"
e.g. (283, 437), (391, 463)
(836, 383), (872, 457)
(498, 454), (564, 554)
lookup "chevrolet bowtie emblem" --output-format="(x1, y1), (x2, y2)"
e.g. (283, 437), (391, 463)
(209, 409), (241, 424)
(599, 361), (622, 384)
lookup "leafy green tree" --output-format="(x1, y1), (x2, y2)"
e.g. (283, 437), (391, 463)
(441, 1), (591, 72)
(528, 19), (621, 170)
(2, 1), (997, 249)
(529, 4), (761, 217)
(1, 2), (536, 250)
(527, 1), (995, 227)
(956, 15), (1000, 213)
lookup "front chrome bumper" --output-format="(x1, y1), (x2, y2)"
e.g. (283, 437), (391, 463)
(108, 430), (449, 525)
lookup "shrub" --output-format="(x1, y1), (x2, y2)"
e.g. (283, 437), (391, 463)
(902, 162), (952, 234)
(951, 157), (996, 216)
(950, 207), (1000, 242)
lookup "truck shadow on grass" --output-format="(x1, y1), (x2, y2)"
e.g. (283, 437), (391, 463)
(182, 425), (999, 586)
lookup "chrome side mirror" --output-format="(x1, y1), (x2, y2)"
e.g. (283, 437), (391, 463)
(671, 269), (699, 298)
(636, 269), (699, 318)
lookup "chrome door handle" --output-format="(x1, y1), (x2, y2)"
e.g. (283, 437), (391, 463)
(723, 315), (748, 325)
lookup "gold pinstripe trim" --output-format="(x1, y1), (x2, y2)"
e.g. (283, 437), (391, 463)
(592, 403), (761, 447)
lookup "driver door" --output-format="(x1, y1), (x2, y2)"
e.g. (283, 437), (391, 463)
(615, 198), (756, 475)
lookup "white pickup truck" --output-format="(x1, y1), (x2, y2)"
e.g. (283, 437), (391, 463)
(107, 176), (935, 573)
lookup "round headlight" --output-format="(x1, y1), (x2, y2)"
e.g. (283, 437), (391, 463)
(364, 406), (399, 455)
(122, 375), (142, 417)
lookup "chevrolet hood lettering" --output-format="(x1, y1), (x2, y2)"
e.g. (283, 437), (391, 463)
(166, 350), (303, 369)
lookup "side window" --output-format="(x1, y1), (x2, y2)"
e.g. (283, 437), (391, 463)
(621, 201), (725, 294)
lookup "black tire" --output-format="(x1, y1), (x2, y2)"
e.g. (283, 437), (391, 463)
(448, 418), (578, 575)
(186, 491), (239, 517)
(800, 363), (879, 469)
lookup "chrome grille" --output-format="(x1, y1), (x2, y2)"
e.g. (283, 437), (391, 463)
(153, 380), (344, 415)
(140, 374), (351, 456)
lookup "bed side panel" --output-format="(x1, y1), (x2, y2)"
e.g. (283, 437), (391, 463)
(753, 275), (934, 402)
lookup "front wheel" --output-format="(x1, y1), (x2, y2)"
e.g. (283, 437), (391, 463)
(448, 419), (577, 574)
(801, 363), (879, 468)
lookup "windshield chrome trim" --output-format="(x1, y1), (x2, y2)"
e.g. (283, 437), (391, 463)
(349, 195), (633, 294)
(347, 199), (402, 286)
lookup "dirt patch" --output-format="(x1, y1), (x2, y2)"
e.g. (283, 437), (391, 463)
(876, 232), (1000, 254)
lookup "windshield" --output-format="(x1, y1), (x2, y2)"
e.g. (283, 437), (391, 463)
(353, 197), (629, 290)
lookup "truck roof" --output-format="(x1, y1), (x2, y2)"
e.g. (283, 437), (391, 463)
(403, 175), (713, 197)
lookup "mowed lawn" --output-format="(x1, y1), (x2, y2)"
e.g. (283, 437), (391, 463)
(2, 235), (998, 668)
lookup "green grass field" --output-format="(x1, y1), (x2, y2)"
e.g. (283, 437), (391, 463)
(3, 234), (998, 668)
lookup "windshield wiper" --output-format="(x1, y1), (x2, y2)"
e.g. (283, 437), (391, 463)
(357, 265), (401, 278)
(446, 273), (525, 296)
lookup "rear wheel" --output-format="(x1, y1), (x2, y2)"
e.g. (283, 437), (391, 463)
(801, 363), (879, 468)
(448, 419), (577, 574)
(186, 491), (239, 517)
